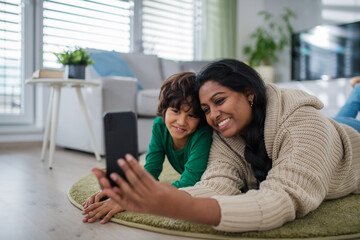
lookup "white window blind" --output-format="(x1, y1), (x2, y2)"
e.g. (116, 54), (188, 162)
(142, 0), (201, 61)
(0, 0), (22, 115)
(42, 0), (133, 69)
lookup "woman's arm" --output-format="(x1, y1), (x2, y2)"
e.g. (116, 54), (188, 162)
(92, 154), (221, 226)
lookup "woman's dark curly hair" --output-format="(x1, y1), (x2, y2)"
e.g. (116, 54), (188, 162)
(157, 72), (206, 127)
(195, 59), (272, 182)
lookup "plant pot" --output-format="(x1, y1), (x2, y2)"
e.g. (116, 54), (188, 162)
(63, 65), (85, 79)
(254, 65), (274, 83)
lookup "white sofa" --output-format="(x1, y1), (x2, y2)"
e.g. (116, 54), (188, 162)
(56, 52), (212, 155)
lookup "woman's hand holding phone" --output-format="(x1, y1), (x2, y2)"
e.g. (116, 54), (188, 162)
(92, 154), (187, 216)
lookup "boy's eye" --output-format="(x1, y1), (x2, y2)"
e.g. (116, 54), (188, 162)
(188, 114), (198, 118)
(171, 109), (179, 113)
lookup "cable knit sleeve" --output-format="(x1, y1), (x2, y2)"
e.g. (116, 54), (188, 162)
(181, 132), (247, 197)
(212, 106), (351, 232)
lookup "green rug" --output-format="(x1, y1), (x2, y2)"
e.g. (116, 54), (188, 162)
(68, 160), (360, 240)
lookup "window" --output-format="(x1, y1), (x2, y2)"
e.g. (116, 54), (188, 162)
(42, 0), (133, 69)
(0, 0), (34, 124)
(0, 0), (202, 127)
(142, 0), (201, 61)
(0, 0), (22, 114)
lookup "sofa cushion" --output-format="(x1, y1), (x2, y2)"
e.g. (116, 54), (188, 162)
(88, 50), (143, 89)
(121, 53), (163, 89)
(160, 58), (182, 80)
(136, 89), (160, 117)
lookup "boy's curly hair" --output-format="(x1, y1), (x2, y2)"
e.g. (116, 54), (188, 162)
(157, 72), (206, 127)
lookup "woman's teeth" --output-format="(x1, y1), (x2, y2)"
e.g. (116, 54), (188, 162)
(218, 118), (230, 127)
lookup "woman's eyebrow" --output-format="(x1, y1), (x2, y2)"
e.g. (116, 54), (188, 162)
(211, 92), (225, 100)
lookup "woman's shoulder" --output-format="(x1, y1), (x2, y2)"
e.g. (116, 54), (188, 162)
(211, 132), (246, 155)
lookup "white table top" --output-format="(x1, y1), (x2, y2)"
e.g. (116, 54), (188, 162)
(25, 78), (100, 87)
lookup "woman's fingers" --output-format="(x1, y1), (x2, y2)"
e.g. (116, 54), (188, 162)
(124, 154), (157, 189)
(102, 174), (143, 212)
(110, 172), (143, 204)
(92, 167), (106, 179)
(102, 188), (126, 208)
(92, 168), (113, 191)
(117, 158), (149, 195)
(98, 174), (112, 190)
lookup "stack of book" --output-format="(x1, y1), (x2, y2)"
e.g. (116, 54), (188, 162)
(32, 69), (64, 79)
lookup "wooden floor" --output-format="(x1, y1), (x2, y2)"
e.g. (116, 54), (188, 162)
(0, 142), (197, 240)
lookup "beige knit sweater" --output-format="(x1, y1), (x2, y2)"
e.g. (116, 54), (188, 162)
(181, 83), (360, 232)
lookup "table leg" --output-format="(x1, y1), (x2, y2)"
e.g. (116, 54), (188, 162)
(75, 86), (101, 161)
(48, 85), (61, 169)
(40, 87), (54, 161)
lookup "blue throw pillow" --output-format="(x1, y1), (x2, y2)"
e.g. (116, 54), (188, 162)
(90, 51), (143, 90)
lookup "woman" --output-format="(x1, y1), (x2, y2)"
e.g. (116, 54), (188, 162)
(91, 59), (360, 232)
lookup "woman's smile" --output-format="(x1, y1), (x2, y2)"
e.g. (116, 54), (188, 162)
(217, 118), (231, 130)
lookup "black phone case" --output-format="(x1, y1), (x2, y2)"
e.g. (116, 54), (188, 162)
(103, 111), (139, 186)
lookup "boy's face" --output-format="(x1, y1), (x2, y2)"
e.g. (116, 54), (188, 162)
(164, 103), (201, 150)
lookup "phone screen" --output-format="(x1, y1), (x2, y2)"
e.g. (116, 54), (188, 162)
(103, 111), (138, 186)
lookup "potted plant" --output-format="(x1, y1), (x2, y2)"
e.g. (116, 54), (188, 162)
(243, 8), (296, 83)
(54, 47), (94, 79)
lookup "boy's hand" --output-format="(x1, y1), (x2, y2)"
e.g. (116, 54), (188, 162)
(82, 191), (107, 209)
(82, 199), (124, 224)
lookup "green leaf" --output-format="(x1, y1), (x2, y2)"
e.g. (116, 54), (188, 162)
(53, 46), (94, 66)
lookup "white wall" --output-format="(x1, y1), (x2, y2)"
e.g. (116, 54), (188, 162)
(237, 0), (322, 82)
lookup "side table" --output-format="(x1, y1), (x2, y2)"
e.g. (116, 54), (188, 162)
(25, 78), (101, 169)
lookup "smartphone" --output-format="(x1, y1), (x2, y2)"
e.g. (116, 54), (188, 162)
(103, 111), (139, 186)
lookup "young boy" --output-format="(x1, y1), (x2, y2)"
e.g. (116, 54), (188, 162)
(144, 72), (213, 188)
(81, 72), (212, 223)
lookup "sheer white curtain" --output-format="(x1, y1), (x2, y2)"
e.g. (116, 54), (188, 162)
(201, 0), (237, 60)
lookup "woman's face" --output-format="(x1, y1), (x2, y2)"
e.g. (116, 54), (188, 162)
(199, 80), (253, 138)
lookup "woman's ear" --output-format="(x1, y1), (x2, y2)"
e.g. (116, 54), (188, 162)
(244, 87), (255, 101)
